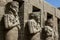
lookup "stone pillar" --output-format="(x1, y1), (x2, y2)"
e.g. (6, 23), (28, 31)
(54, 17), (58, 40)
(53, 15), (58, 40)
(0, 0), (6, 40)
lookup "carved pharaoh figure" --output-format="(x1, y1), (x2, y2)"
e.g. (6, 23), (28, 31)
(25, 13), (41, 40)
(4, 1), (20, 40)
(44, 18), (54, 40)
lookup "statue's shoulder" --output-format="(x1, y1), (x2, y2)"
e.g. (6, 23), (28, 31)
(4, 14), (10, 17)
(4, 14), (13, 19)
(45, 26), (49, 27)
(45, 26), (49, 29)
(4, 14), (8, 16)
(45, 26), (52, 30)
(4, 14), (11, 16)
(27, 19), (37, 26)
(28, 19), (35, 23)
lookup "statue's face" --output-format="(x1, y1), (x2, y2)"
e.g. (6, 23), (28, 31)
(34, 14), (40, 23)
(30, 13), (40, 23)
(48, 19), (53, 26)
(10, 2), (19, 13)
(37, 15), (40, 23)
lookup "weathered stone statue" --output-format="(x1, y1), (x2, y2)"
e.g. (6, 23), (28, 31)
(4, 1), (20, 40)
(44, 18), (53, 40)
(25, 13), (41, 40)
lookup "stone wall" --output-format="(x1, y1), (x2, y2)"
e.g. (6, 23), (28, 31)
(0, 0), (60, 40)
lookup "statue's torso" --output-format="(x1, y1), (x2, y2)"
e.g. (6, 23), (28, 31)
(5, 14), (20, 40)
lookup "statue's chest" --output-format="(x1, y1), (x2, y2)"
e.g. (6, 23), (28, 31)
(9, 15), (17, 23)
(33, 21), (40, 29)
(9, 15), (15, 20)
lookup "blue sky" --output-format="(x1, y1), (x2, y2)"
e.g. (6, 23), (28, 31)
(45, 0), (60, 8)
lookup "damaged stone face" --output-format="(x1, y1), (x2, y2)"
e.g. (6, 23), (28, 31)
(4, 1), (20, 40)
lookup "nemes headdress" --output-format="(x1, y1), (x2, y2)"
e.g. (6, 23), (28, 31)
(10, 1), (19, 8)
(29, 13), (40, 19)
(5, 1), (19, 14)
